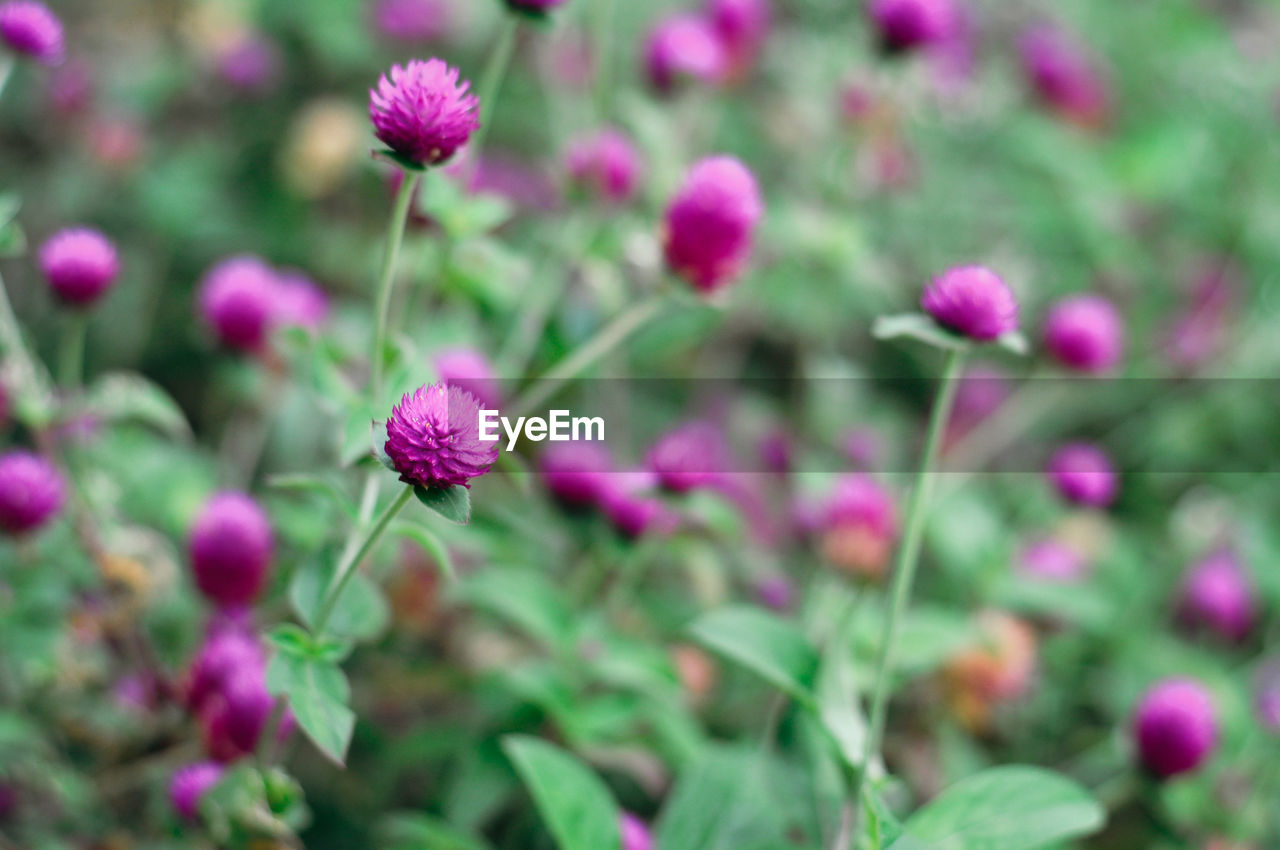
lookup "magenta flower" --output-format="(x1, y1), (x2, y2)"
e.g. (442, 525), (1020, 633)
(647, 421), (728, 492)
(0, 1), (63, 65)
(215, 31), (280, 95)
(1018, 23), (1110, 129)
(370, 58), (479, 167)
(385, 383), (498, 489)
(197, 255), (279, 353)
(644, 14), (727, 94)
(0, 450), (65, 536)
(867, 0), (959, 54)
(824, 474), (897, 539)
(539, 441), (614, 509)
(184, 627), (265, 714)
(169, 762), (224, 821)
(663, 155), (763, 293)
(709, 0), (771, 79)
(273, 270), (330, 332)
(1019, 538), (1088, 582)
(599, 470), (676, 539)
(1043, 294), (1123, 373)
(371, 0), (451, 42)
(1178, 549), (1254, 642)
(921, 265), (1019, 341)
(566, 128), (642, 204)
(201, 667), (293, 762)
(1133, 678), (1217, 779)
(188, 492), (274, 608)
(1046, 443), (1117, 508)
(433, 347), (501, 410)
(620, 812), (653, 850)
(38, 227), (120, 307)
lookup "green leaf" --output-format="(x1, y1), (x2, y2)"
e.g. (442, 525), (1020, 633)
(0, 219), (26, 258)
(687, 606), (819, 705)
(289, 556), (390, 643)
(84, 372), (192, 440)
(454, 568), (573, 650)
(653, 746), (787, 850)
(414, 484), (471, 525)
(374, 148), (427, 172)
(872, 314), (970, 353)
(267, 473), (357, 519)
(0, 192), (20, 229)
(379, 813), (493, 850)
(890, 766), (1105, 850)
(372, 419), (396, 471)
(265, 651), (355, 766)
(816, 617), (867, 770)
(502, 736), (621, 850)
(996, 331), (1030, 356)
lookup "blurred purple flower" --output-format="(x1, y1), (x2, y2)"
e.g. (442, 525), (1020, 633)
(644, 14), (727, 93)
(1043, 294), (1124, 373)
(1019, 538), (1088, 582)
(184, 626), (265, 713)
(600, 470), (677, 539)
(273, 270), (331, 332)
(385, 383), (498, 489)
(38, 227), (120, 308)
(921, 265), (1019, 341)
(201, 667), (294, 762)
(1018, 23), (1110, 130)
(821, 474), (898, 579)
(867, 0), (960, 54)
(169, 761), (224, 821)
(709, 0), (771, 80)
(620, 812), (653, 850)
(215, 31), (280, 95)
(198, 255), (279, 353)
(188, 492), (274, 609)
(0, 450), (65, 536)
(540, 440), (614, 509)
(47, 58), (92, 113)
(370, 0), (450, 43)
(647, 421), (729, 492)
(1178, 549), (1254, 642)
(1164, 262), (1236, 373)
(1047, 443), (1117, 508)
(433, 347), (502, 410)
(370, 58), (479, 167)
(0, 1), (63, 65)
(566, 128), (643, 205)
(663, 155), (763, 294)
(1133, 677), (1217, 778)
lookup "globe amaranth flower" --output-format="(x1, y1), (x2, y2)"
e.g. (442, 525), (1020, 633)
(184, 627), (266, 713)
(1178, 549), (1254, 642)
(273, 270), (330, 332)
(867, 0), (960, 54)
(1019, 537), (1088, 582)
(1133, 677), (1218, 778)
(599, 470), (677, 539)
(943, 611), (1036, 731)
(644, 14), (727, 94)
(1018, 23), (1110, 129)
(169, 761), (224, 821)
(820, 474), (898, 580)
(921, 265), (1019, 341)
(1047, 443), (1117, 508)
(663, 155), (763, 293)
(566, 128), (642, 205)
(620, 813), (653, 850)
(539, 440), (614, 509)
(38, 227), (120, 307)
(709, 0), (771, 80)
(0, 1), (63, 65)
(646, 421), (728, 492)
(188, 492), (274, 608)
(200, 667), (294, 762)
(371, 0), (451, 43)
(433, 347), (502, 410)
(385, 382), (498, 489)
(214, 31), (280, 95)
(1043, 294), (1123, 373)
(370, 58), (479, 167)
(0, 451), (65, 536)
(197, 255), (279, 352)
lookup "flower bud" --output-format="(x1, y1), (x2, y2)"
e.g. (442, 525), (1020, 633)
(1133, 678), (1217, 778)
(662, 156), (762, 294)
(620, 812), (653, 850)
(38, 227), (120, 308)
(1043, 294), (1123, 373)
(867, 0), (959, 54)
(433, 347), (501, 410)
(646, 421), (728, 493)
(820, 474), (898, 580)
(169, 761), (224, 821)
(1178, 549), (1254, 642)
(1018, 23), (1110, 129)
(1018, 538), (1088, 582)
(566, 128), (643, 205)
(370, 58), (479, 167)
(188, 492), (274, 608)
(709, 0), (771, 80)
(0, 450), (65, 536)
(644, 14), (726, 94)
(921, 265), (1018, 341)
(1046, 443), (1117, 508)
(197, 255), (279, 353)
(0, 1), (62, 65)
(539, 440), (614, 509)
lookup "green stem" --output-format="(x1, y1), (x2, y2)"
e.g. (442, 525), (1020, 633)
(509, 294), (665, 417)
(370, 171), (422, 404)
(468, 15), (518, 173)
(312, 485), (413, 636)
(0, 56), (14, 104)
(58, 312), (87, 389)
(0, 268), (48, 407)
(848, 347), (967, 826)
(593, 0), (615, 120)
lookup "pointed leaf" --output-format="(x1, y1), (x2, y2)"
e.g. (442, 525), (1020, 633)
(414, 484), (471, 525)
(687, 606), (818, 705)
(502, 736), (621, 850)
(873, 313), (970, 352)
(265, 652), (355, 766)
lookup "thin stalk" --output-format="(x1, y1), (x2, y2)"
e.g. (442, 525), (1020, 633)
(58, 312), (88, 388)
(847, 347), (967, 827)
(312, 485), (413, 636)
(0, 268), (43, 396)
(509, 294), (664, 417)
(468, 15), (519, 174)
(593, 0), (615, 119)
(370, 171), (422, 403)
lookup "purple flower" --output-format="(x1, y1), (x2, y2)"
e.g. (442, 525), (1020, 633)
(273, 270), (330, 332)
(169, 761), (224, 821)
(370, 58), (479, 167)
(1019, 538), (1088, 582)
(540, 441), (614, 508)
(38, 227), (120, 307)
(200, 667), (293, 762)
(0, 451), (65, 536)
(197, 255), (279, 353)
(647, 421), (728, 492)
(599, 470), (676, 539)
(709, 0), (771, 79)
(820, 474), (898, 578)
(620, 812), (653, 850)
(842, 427), (882, 470)
(1018, 23), (1110, 129)
(433, 347), (501, 410)
(644, 14), (727, 94)
(1047, 443), (1117, 508)
(0, 1), (63, 65)
(566, 128), (643, 204)
(758, 428), (791, 475)
(188, 492), (274, 608)
(371, 0), (451, 42)
(867, 0), (960, 54)
(1133, 678), (1218, 779)
(184, 627), (265, 713)
(215, 31), (280, 95)
(1043, 294), (1123, 373)
(1178, 549), (1254, 642)
(1164, 262), (1236, 373)
(385, 383), (498, 489)
(663, 155), (763, 294)
(921, 265), (1019, 341)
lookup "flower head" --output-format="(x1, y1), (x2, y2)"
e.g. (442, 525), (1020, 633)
(371, 0), (451, 42)
(38, 227), (120, 307)
(1018, 23), (1110, 129)
(944, 610), (1036, 730)
(620, 813), (653, 850)
(709, 0), (772, 79)
(273, 270), (330, 332)
(644, 14), (727, 94)
(197, 256), (279, 352)
(200, 666), (293, 762)
(188, 492), (274, 608)
(433, 347), (501, 410)
(867, 0), (959, 54)
(1047, 443), (1117, 508)
(385, 383), (498, 489)
(566, 128), (642, 204)
(1043, 294), (1123, 373)
(1178, 549), (1254, 642)
(821, 474), (898, 579)
(1019, 538), (1088, 582)
(169, 762), (224, 821)
(0, 451), (65, 536)
(646, 421), (728, 492)
(599, 470), (677, 539)
(215, 31), (279, 95)
(540, 440), (614, 509)
(370, 58), (479, 167)
(1133, 678), (1218, 778)
(0, 1), (63, 65)
(184, 627), (265, 713)
(921, 265), (1019, 341)
(663, 155), (762, 293)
